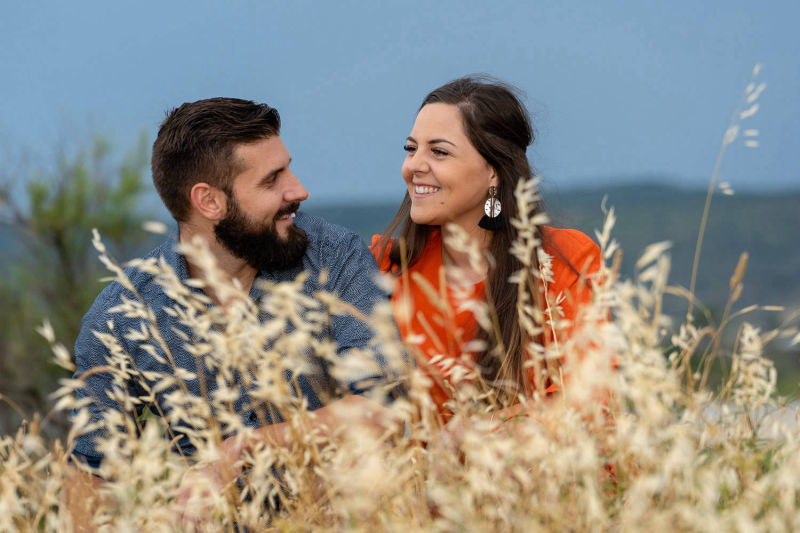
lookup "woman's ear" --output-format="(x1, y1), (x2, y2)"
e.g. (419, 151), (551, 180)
(189, 183), (227, 221)
(488, 167), (499, 188)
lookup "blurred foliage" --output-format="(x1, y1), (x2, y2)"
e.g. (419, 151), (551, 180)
(0, 134), (155, 435)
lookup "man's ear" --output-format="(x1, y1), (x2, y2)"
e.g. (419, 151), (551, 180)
(190, 183), (228, 221)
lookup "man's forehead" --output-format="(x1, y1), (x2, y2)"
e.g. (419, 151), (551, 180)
(233, 135), (290, 170)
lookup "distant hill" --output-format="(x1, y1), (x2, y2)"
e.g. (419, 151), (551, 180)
(546, 184), (800, 322)
(305, 184), (800, 323)
(2, 184), (798, 323)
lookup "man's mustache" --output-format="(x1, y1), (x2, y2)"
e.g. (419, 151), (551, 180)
(274, 202), (301, 219)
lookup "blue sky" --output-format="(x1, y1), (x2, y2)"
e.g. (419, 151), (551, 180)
(2, 0), (798, 205)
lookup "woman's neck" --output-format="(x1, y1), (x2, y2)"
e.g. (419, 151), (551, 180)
(440, 224), (492, 285)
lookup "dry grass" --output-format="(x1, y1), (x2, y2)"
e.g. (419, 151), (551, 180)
(3, 65), (799, 532)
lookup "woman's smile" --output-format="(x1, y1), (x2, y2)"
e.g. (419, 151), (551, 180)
(412, 183), (441, 197)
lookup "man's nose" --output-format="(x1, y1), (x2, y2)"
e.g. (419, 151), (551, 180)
(284, 172), (309, 202)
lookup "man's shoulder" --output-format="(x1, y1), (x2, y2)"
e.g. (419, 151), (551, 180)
(83, 237), (179, 321)
(295, 211), (364, 254)
(293, 211), (381, 288)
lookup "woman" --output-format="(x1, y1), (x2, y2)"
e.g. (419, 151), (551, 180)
(371, 76), (602, 419)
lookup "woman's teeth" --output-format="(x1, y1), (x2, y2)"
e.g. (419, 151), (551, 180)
(414, 185), (440, 194)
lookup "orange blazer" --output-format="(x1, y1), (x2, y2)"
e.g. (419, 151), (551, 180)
(370, 227), (602, 414)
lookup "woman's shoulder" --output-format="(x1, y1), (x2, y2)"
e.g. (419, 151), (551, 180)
(370, 234), (393, 272)
(543, 226), (599, 254)
(369, 234), (388, 250)
(542, 226), (602, 276)
(369, 230), (443, 274)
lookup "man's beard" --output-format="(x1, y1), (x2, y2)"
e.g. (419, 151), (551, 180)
(214, 198), (309, 272)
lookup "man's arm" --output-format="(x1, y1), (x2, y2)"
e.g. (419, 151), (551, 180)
(66, 283), (147, 527)
(176, 394), (403, 520)
(222, 394), (401, 476)
(64, 313), (114, 532)
(322, 230), (410, 397)
(177, 224), (410, 512)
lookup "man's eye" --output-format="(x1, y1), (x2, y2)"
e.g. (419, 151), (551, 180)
(403, 144), (416, 153)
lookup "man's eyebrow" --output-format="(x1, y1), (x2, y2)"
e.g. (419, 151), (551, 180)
(260, 157), (292, 185)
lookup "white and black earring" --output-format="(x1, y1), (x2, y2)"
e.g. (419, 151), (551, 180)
(478, 186), (503, 231)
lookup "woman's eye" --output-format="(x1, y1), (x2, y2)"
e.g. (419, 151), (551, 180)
(403, 144), (417, 153)
(432, 148), (449, 157)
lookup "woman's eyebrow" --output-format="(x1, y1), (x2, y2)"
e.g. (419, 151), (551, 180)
(407, 135), (457, 147)
(429, 138), (457, 147)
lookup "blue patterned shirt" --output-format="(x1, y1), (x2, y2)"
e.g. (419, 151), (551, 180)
(72, 212), (400, 466)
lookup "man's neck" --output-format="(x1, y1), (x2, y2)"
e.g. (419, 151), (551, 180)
(178, 224), (258, 303)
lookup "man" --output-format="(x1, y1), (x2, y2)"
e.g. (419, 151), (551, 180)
(67, 98), (404, 522)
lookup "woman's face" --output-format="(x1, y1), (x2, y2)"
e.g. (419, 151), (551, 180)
(402, 103), (497, 230)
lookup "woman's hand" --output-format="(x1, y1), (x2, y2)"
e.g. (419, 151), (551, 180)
(175, 438), (244, 529)
(175, 462), (229, 530)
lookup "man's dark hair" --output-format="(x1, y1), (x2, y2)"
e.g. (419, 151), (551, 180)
(151, 97), (281, 222)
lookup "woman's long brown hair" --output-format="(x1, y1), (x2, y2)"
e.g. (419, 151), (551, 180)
(376, 75), (551, 403)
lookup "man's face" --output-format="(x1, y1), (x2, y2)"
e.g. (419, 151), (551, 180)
(214, 136), (310, 272)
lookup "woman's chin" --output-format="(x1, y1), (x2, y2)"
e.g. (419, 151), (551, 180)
(410, 211), (440, 227)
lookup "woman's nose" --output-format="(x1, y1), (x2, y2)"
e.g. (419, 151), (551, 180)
(404, 151), (430, 176)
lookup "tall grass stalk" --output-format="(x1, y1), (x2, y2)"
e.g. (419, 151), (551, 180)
(687, 64), (765, 323)
(1, 189), (796, 530)
(2, 67), (799, 532)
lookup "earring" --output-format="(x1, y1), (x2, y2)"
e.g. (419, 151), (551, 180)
(478, 186), (503, 231)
